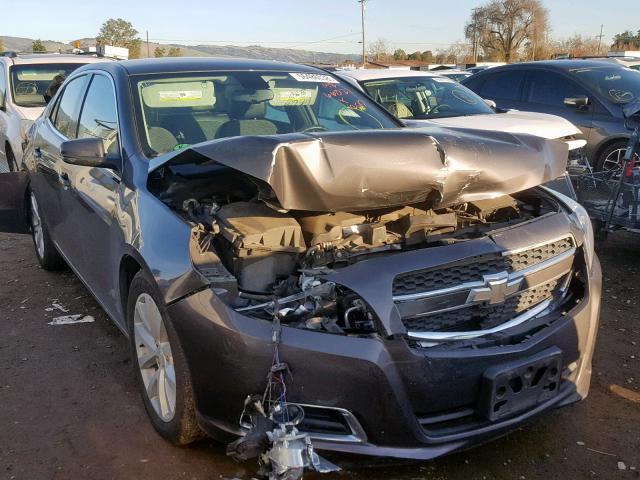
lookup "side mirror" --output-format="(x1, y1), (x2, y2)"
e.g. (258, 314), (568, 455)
(61, 137), (119, 169)
(564, 95), (589, 109)
(483, 98), (497, 109)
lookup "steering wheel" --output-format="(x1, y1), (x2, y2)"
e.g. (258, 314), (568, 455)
(300, 125), (328, 133)
(431, 104), (451, 114)
(15, 82), (37, 95)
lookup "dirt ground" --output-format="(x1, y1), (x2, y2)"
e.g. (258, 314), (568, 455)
(1, 230), (639, 480)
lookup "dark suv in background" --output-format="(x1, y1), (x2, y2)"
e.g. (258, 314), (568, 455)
(463, 60), (640, 170)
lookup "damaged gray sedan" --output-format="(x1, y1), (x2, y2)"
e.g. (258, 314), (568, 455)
(0, 58), (601, 475)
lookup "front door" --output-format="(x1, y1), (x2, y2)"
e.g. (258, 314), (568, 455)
(57, 73), (123, 318)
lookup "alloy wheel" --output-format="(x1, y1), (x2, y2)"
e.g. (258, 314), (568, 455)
(602, 147), (639, 172)
(133, 293), (176, 422)
(30, 193), (45, 259)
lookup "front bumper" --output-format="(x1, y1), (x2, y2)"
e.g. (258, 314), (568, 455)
(167, 253), (601, 460)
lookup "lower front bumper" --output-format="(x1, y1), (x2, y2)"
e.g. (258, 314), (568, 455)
(167, 256), (601, 460)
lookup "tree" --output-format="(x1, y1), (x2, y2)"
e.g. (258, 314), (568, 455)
(393, 48), (407, 60)
(32, 39), (47, 53)
(465, 0), (550, 62)
(367, 38), (391, 62)
(97, 18), (141, 59)
(612, 30), (640, 49)
(0, 38), (4, 53)
(422, 50), (434, 63)
(407, 51), (423, 61)
(167, 47), (182, 57)
(154, 47), (165, 57)
(555, 34), (602, 58)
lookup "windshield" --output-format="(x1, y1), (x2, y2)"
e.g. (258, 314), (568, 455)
(9, 63), (86, 107)
(574, 66), (640, 104)
(440, 72), (471, 83)
(359, 76), (493, 120)
(133, 70), (398, 156)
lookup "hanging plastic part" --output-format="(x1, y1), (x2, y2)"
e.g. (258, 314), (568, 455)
(227, 305), (340, 480)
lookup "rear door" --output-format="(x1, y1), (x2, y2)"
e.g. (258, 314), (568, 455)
(474, 69), (526, 110)
(522, 69), (595, 144)
(30, 74), (89, 257)
(58, 72), (122, 315)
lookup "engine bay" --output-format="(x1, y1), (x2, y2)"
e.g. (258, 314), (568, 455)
(153, 163), (560, 335)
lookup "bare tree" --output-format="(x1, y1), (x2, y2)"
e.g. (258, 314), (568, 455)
(555, 35), (602, 57)
(167, 47), (182, 57)
(367, 38), (391, 62)
(465, 0), (549, 62)
(154, 47), (165, 57)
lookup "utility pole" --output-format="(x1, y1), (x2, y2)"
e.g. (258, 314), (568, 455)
(471, 7), (480, 64)
(146, 30), (150, 58)
(596, 24), (604, 55)
(359, 0), (366, 67)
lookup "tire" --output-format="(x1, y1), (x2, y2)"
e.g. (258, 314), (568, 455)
(596, 141), (634, 172)
(29, 190), (66, 270)
(127, 270), (204, 445)
(6, 146), (18, 172)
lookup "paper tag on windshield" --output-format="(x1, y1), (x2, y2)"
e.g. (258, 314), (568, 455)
(159, 90), (204, 101)
(289, 72), (339, 83)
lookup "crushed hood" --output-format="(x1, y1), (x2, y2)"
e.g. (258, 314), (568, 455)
(407, 111), (581, 140)
(149, 127), (568, 212)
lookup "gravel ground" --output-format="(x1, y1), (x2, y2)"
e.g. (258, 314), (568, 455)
(1, 230), (639, 480)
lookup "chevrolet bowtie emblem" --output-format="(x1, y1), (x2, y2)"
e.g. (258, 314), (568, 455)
(467, 272), (523, 305)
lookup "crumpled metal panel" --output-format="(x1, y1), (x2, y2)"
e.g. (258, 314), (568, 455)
(149, 127), (568, 212)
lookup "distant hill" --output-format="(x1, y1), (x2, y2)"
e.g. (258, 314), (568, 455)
(1, 35), (359, 64)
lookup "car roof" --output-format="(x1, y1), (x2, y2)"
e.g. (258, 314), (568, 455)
(438, 70), (471, 75)
(88, 57), (328, 76)
(486, 60), (629, 72)
(3, 53), (109, 65)
(336, 69), (440, 81)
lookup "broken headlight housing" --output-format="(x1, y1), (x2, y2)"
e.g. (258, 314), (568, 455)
(236, 279), (378, 335)
(547, 189), (595, 272)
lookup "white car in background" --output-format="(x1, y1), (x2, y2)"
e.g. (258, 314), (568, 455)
(335, 69), (587, 154)
(433, 69), (472, 82)
(0, 53), (108, 172)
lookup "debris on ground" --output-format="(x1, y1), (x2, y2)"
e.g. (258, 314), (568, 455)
(48, 314), (95, 326)
(618, 461), (627, 470)
(609, 384), (640, 404)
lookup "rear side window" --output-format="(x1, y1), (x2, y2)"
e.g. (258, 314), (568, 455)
(77, 75), (119, 154)
(526, 71), (587, 107)
(479, 70), (525, 101)
(53, 75), (89, 139)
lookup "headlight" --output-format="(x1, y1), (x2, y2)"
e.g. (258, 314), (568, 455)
(544, 188), (595, 271)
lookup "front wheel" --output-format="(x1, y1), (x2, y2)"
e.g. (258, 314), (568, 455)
(29, 191), (65, 270)
(596, 141), (638, 172)
(127, 270), (204, 445)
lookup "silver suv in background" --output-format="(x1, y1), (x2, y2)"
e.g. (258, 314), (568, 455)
(0, 53), (108, 172)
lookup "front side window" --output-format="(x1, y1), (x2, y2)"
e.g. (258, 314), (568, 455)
(133, 70), (398, 156)
(77, 75), (119, 154)
(0, 67), (6, 101)
(360, 76), (494, 120)
(526, 71), (587, 107)
(9, 63), (87, 107)
(573, 66), (640, 105)
(53, 75), (89, 139)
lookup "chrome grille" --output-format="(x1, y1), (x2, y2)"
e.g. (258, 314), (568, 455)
(402, 279), (560, 333)
(393, 237), (574, 297)
(394, 237), (576, 341)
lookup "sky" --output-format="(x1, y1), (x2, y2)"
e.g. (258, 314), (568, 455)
(2, 0), (637, 54)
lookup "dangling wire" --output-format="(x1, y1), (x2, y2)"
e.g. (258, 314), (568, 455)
(262, 298), (290, 424)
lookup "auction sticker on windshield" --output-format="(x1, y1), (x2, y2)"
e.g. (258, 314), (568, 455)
(290, 72), (339, 83)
